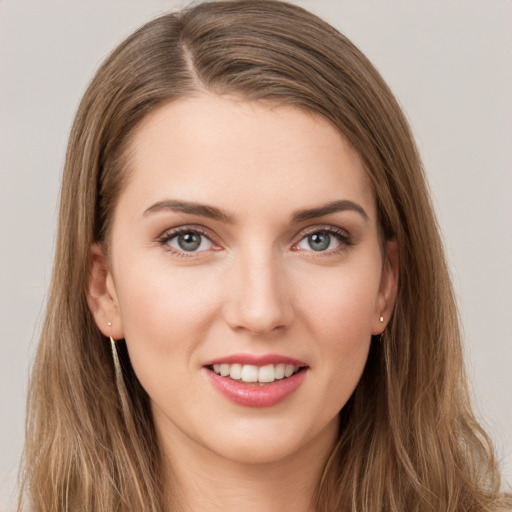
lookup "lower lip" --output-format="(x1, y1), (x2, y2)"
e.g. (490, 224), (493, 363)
(205, 368), (307, 408)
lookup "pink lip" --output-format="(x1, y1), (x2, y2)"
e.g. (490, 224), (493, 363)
(203, 353), (307, 367)
(204, 367), (307, 408)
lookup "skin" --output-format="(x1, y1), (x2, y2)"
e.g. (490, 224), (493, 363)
(88, 94), (398, 512)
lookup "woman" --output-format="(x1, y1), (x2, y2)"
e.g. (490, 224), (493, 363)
(18, 1), (509, 511)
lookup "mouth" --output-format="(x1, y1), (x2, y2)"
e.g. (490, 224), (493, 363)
(207, 363), (306, 384)
(203, 357), (309, 407)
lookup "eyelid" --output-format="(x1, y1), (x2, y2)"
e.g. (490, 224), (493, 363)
(156, 224), (222, 255)
(291, 224), (352, 252)
(297, 224), (350, 239)
(155, 223), (352, 256)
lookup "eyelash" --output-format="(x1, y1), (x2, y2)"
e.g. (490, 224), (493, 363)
(156, 224), (352, 257)
(292, 225), (352, 255)
(157, 226), (219, 258)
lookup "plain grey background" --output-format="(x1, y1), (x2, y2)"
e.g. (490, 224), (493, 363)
(1, 1), (511, 509)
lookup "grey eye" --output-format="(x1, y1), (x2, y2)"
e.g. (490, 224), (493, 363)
(307, 232), (331, 251)
(296, 230), (343, 252)
(168, 231), (213, 252)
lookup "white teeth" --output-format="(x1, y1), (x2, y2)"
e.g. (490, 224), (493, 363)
(275, 364), (285, 379)
(284, 364), (295, 378)
(258, 364), (275, 383)
(211, 363), (300, 383)
(241, 365), (258, 382)
(229, 363), (242, 380)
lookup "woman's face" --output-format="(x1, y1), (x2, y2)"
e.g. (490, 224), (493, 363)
(92, 94), (397, 466)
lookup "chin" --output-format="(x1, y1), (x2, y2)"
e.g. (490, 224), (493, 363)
(195, 414), (339, 467)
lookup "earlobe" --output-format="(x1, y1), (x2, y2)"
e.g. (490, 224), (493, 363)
(87, 244), (124, 339)
(372, 239), (399, 334)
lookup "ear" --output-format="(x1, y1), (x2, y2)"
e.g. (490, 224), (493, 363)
(87, 244), (124, 339)
(371, 239), (399, 335)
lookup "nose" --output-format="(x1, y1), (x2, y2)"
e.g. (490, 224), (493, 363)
(223, 246), (293, 336)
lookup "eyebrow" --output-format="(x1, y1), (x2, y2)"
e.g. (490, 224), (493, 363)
(290, 200), (369, 223)
(143, 199), (235, 223)
(143, 198), (368, 224)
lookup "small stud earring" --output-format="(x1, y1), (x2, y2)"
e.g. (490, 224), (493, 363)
(379, 316), (384, 323)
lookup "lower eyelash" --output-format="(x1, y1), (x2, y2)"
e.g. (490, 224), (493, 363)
(155, 225), (351, 257)
(294, 226), (353, 255)
(156, 227), (213, 254)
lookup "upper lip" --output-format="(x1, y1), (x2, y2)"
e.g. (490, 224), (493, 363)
(203, 353), (308, 367)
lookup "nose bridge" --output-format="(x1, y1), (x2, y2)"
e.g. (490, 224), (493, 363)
(225, 240), (292, 334)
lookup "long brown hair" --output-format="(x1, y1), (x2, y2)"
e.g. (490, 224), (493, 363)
(19, 1), (508, 510)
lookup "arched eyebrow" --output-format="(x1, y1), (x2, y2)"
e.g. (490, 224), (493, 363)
(143, 198), (368, 224)
(143, 199), (235, 223)
(290, 200), (368, 223)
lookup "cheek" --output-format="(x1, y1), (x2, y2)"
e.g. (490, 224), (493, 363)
(295, 261), (380, 390)
(297, 261), (381, 339)
(114, 259), (223, 365)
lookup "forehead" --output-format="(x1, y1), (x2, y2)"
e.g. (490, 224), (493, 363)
(121, 94), (376, 222)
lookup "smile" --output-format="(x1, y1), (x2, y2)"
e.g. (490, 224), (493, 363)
(203, 355), (309, 408)
(210, 363), (300, 383)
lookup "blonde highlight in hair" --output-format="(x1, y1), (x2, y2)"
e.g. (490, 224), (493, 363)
(20, 1), (509, 511)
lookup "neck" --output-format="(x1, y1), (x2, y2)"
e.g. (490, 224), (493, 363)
(158, 421), (338, 512)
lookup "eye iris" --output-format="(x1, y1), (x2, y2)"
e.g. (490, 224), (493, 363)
(178, 232), (201, 251)
(308, 232), (330, 251)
